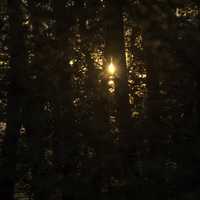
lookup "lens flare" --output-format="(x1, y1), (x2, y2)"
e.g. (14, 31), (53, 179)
(107, 62), (116, 75)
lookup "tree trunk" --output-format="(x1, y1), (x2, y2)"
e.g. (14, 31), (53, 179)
(104, 1), (131, 198)
(52, 1), (75, 199)
(143, 33), (161, 123)
(0, 0), (26, 199)
(105, 0), (131, 138)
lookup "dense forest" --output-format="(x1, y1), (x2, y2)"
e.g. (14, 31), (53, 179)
(0, 0), (200, 199)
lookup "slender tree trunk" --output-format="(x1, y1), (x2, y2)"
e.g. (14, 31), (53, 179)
(105, 0), (131, 138)
(24, 94), (51, 200)
(52, 0), (67, 169)
(104, 1), (132, 199)
(22, 2), (51, 199)
(143, 34), (161, 123)
(0, 88), (21, 200)
(0, 0), (26, 199)
(52, 1), (75, 199)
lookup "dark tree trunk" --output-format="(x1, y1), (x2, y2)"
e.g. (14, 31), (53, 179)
(143, 33), (161, 124)
(105, 0), (131, 138)
(24, 95), (50, 200)
(104, 1), (132, 199)
(23, 2), (51, 199)
(0, 87), (21, 200)
(52, 0), (69, 165)
(52, 1), (75, 199)
(0, 0), (26, 199)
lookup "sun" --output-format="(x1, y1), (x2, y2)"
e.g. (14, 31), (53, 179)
(107, 61), (116, 75)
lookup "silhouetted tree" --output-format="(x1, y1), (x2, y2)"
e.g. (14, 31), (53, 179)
(0, 0), (27, 199)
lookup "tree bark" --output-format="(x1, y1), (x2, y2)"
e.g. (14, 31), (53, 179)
(105, 0), (131, 138)
(104, 1), (131, 198)
(143, 39), (161, 123)
(52, 1), (75, 199)
(0, 0), (26, 199)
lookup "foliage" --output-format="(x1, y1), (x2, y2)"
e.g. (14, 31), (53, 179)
(0, 0), (200, 200)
